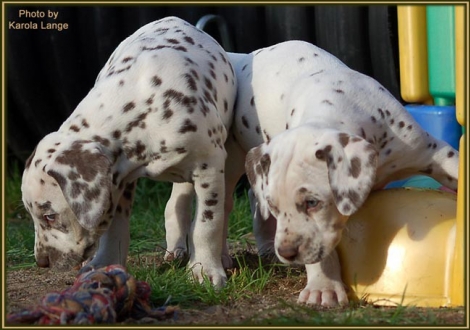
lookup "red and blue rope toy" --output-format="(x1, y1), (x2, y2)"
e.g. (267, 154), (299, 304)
(7, 264), (178, 325)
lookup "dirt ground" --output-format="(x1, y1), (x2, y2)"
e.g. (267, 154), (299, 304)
(5, 254), (466, 326)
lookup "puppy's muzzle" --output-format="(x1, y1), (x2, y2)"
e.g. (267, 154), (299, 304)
(36, 255), (50, 268)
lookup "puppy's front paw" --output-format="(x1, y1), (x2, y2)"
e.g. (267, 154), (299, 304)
(188, 260), (227, 288)
(299, 252), (348, 307)
(164, 248), (188, 263)
(298, 284), (348, 307)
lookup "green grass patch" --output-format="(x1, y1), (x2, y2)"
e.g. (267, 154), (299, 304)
(4, 169), (465, 326)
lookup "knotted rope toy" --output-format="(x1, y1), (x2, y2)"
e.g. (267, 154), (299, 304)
(7, 264), (178, 325)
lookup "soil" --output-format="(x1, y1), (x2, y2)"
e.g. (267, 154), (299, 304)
(5, 252), (466, 326)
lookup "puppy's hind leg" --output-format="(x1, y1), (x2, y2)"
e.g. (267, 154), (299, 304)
(422, 140), (459, 191)
(188, 153), (227, 287)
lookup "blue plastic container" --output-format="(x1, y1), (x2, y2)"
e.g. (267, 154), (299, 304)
(386, 105), (461, 189)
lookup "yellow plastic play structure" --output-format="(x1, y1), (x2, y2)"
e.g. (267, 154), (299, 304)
(337, 5), (466, 307)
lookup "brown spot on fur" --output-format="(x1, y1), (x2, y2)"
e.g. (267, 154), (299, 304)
(338, 133), (349, 147)
(241, 116), (250, 129)
(92, 135), (110, 147)
(179, 119), (197, 133)
(203, 210), (214, 220)
(151, 76), (162, 87)
(162, 109), (174, 120)
(420, 165), (433, 174)
(53, 141), (109, 183)
(184, 73), (197, 91)
(166, 38), (180, 44)
(377, 108), (385, 119)
(349, 157), (361, 178)
(123, 102), (136, 113)
(205, 199), (218, 206)
(184, 36), (195, 45)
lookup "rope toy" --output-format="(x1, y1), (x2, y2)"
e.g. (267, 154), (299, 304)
(7, 264), (178, 325)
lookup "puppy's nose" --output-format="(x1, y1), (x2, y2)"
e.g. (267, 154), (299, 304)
(277, 245), (299, 261)
(36, 256), (50, 268)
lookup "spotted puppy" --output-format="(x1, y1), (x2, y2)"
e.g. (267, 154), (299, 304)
(21, 16), (237, 287)
(232, 41), (458, 306)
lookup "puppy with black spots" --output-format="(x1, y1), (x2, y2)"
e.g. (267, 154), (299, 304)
(21, 16), (237, 287)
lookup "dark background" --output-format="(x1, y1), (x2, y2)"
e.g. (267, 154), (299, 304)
(6, 4), (401, 169)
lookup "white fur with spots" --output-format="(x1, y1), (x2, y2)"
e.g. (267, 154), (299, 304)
(21, 16), (237, 287)
(164, 40), (459, 306)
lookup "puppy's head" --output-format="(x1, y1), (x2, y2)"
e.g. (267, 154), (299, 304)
(246, 126), (378, 265)
(21, 132), (113, 270)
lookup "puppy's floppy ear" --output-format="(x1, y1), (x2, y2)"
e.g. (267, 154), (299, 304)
(46, 140), (112, 230)
(245, 144), (271, 220)
(315, 132), (378, 216)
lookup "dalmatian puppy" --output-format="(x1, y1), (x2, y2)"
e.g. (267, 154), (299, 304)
(21, 16), (237, 287)
(238, 41), (459, 306)
(164, 40), (459, 305)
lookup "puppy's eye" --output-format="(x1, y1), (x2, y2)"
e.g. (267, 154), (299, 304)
(43, 214), (56, 222)
(305, 199), (320, 211)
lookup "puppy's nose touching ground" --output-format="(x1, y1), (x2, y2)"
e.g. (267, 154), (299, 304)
(36, 256), (50, 268)
(277, 244), (299, 261)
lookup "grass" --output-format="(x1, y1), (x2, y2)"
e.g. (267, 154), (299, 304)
(4, 165), (465, 326)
